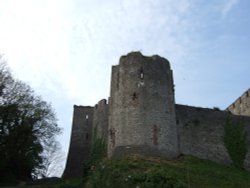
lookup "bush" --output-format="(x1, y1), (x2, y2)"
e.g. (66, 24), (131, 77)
(88, 160), (185, 188)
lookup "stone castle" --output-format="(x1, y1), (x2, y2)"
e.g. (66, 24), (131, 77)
(63, 52), (250, 178)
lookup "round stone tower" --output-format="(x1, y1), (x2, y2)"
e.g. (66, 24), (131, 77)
(108, 52), (179, 158)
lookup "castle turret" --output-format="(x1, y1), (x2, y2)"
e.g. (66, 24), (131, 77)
(108, 52), (179, 158)
(93, 99), (109, 142)
(63, 105), (93, 178)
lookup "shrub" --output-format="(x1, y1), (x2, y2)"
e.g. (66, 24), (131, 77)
(88, 161), (185, 188)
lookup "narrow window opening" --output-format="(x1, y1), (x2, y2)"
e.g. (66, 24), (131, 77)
(140, 67), (144, 79)
(176, 119), (179, 124)
(132, 92), (137, 100)
(86, 133), (89, 140)
(140, 73), (144, 79)
(152, 125), (158, 146)
(109, 129), (116, 147)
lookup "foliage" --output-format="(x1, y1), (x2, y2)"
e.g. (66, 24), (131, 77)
(83, 128), (106, 176)
(213, 107), (221, 111)
(87, 156), (185, 188)
(91, 128), (107, 163)
(89, 163), (184, 188)
(224, 118), (247, 168)
(0, 57), (61, 183)
(85, 155), (250, 188)
(32, 177), (83, 188)
(10, 155), (250, 188)
(16, 177), (83, 188)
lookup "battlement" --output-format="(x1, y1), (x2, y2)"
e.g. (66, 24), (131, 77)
(227, 88), (250, 116)
(73, 105), (93, 108)
(120, 51), (169, 64)
(95, 99), (108, 109)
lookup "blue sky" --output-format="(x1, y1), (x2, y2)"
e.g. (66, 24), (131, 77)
(0, 0), (249, 176)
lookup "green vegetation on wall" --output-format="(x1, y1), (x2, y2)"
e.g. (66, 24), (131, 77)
(91, 137), (106, 164)
(83, 128), (106, 175)
(224, 118), (247, 168)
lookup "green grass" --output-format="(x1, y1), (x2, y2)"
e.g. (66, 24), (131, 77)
(23, 155), (250, 188)
(21, 178), (83, 188)
(85, 155), (250, 188)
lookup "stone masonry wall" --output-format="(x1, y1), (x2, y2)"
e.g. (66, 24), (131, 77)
(93, 99), (109, 142)
(227, 89), (250, 116)
(176, 104), (250, 169)
(108, 52), (179, 158)
(63, 52), (250, 178)
(63, 106), (94, 178)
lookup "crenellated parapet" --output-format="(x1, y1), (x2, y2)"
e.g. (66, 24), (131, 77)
(227, 89), (250, 116)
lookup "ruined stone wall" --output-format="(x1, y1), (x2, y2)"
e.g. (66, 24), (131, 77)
(227, 89), (250, 116)
(63, 51), (250, 178)
(108, 52), (179, 158)
(63, 105), (93, 178)
(176, 104), (250, 169)
(93, 99), (109, 142)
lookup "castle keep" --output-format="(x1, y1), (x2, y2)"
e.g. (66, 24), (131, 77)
(63, 52), (250, 178)
(108, 54), (179, 158)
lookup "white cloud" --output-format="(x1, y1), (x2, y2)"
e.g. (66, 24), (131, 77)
(64, 0), (198, 107)
(0, 0), (74, 98)
(0, 0), (196, 153)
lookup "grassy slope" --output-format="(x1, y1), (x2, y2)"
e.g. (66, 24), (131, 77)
(25, 155), (250, 188)
(85, 155), (250, 188)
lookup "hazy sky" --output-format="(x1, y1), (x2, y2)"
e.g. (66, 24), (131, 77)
(0, 0), (249, 175)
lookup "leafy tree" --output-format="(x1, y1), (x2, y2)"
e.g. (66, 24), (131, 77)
(0, 56), (61, 183)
